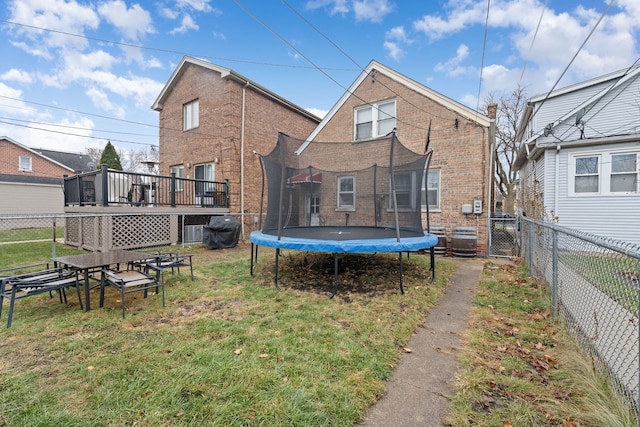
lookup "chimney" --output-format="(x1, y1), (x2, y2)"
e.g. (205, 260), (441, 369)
(487, 103), (497, 119)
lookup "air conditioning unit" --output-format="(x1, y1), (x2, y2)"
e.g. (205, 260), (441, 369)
(184, 225), (204, 244)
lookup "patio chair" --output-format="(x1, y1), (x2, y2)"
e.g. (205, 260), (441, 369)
(99, 265), (164, 318)
(0, 268), (82, 328)
(134, 251), (194, 281)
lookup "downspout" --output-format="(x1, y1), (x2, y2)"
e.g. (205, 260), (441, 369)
(240, 81), (249, 240)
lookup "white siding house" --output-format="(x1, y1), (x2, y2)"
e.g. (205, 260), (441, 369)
(514, 67), (640, 245)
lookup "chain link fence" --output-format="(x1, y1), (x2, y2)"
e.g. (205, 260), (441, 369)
(520, 217), (639, 421)
(489, 216), (518, 257)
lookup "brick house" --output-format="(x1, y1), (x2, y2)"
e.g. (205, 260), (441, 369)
(152, 56), (321, 238)
(0, 136), (93, 215)
(297, 61), (495, 255)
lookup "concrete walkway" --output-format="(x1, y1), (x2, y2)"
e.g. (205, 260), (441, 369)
(360, 258), (485, 427)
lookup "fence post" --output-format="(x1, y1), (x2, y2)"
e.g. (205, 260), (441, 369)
(101, 165), (109, 207)
(170, 172), (176, 207)
(527, 221), (533, 272)
(52, 216), (57, 259)
(552, 229), (558, 317)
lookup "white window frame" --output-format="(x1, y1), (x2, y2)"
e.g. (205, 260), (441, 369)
(390, 171), (417, 210)
(569, 150), (640, 196)
(183, 99), (199, 131)
(170, 165), (185, 191)
(354, 99), (396, 141)
(19, 155), (32, 172)
(610, 152), (638, 193)
(422, 169), (440, 211)
(337, 176), (355, 210)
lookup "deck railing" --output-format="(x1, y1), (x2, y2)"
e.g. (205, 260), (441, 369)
(63, 165), (229, 208)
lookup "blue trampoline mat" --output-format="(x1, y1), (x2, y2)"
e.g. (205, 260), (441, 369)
(250, 227), (437, 253)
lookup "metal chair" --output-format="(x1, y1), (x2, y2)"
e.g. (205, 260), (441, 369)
(1, 268), (82, 328)
(99, 265), (164, 318)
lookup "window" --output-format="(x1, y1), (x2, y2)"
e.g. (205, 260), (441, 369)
(422, 169), (440, 210)
(195, 162), (215, 195)
(183, 99), (199, 131)
(19, 156), (32, 172)
(610, 153), (637, 193)
(393, 172), (414, 209)
(337, 176), (355, 209)
(570, 151), (640, 196)
(574, 155), (599, 193)
(170, 165), (184, 191)
(354, 99), (396, 140)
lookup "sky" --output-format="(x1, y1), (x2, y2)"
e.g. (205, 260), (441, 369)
(1, 0), (639, 158)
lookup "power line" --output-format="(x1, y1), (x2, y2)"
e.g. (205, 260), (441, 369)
(280, 0), (461, 125)
(0, 19), (357, 72)
(0, 115), (158, 138)
(475, 0), (491, 115)
(528, 0), (615, 125)
(519, 1), (547, 86)
(0, 119), (157, 146)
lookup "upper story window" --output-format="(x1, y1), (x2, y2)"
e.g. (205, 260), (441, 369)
(354, 99), (396, 140)
(570, 150), (639, 196)
(183, 99), (199, 131)
(392, 172), (415, 209)
(19, 155), (32, 172)
(337, 176), (355, 210)
(170, 165), (185, 191)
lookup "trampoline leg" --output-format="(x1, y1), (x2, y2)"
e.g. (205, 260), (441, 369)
(329, 252), (338, 299)
(274, 248), (280, 290)
(429, 246), (436, 285)
(398, 252), (405, 294)
(250, 243), (255, 276)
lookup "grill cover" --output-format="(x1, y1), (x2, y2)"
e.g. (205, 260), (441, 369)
(203, 216), (241, 249)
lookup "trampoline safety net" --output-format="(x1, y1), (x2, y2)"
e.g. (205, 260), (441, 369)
(259, 131), (432, 241)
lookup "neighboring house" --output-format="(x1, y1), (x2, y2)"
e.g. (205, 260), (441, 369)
(514, 66), (640, 245)
(152, 56), (321, 237)
(0, 137), (92, 215)
(298, 60), (495, 255)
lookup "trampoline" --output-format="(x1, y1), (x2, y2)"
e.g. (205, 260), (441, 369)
(250, 131), (437, 297)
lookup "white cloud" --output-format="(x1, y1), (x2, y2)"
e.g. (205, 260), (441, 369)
(98, 0), (155, 40)
(169, 14), (199, 34)
(86, 87), (126, 118)
(305, 0), (392, 21)
(8, 0), (99, 52)
(353, 0), (394, 23)
(176, 0), (220, 14)
(306, 107), (328, 119)
(435, 44), (475, 77)
(0, 83), (36, 117)
(1, 69), (33, 84)
(384, 41), (403, 61)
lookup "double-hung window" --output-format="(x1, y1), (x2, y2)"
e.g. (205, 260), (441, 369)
(337, 176), (355, 210)
(574, 155), (599, 194)
(183, 99), (199, 131)
(354, 99), (396, 140)
(570, 151), (640, 195)
(393, 172), (414, 209)
(610, 153), (638, 193)
(19, 155), (32, 172)
(422, 169), (440, 210)
(170, 165), (185, 191)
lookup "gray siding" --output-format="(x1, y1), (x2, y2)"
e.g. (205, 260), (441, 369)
(0, 182), (64, 215)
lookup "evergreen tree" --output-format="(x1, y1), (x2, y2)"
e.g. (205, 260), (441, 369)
(98, 141), (123, 170)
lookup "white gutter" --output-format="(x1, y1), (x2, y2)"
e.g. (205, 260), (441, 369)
(554, 145), (560, 220)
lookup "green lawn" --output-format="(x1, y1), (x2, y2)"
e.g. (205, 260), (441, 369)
(0, 242), (455, 426)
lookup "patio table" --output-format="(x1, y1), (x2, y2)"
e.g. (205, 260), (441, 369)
(52, 249), (154, 311)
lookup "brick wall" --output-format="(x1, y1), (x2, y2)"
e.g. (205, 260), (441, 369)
(0, 138), (71, 178)
(306, 72), (492, 255)
(157, 63), (319, 233)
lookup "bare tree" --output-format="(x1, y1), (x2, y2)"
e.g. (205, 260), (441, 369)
(85, 147), (102, 168)
(484, 85), (528, 213)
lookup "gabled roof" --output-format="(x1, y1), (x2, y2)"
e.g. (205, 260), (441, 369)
(31, 148), (94, 173)
(0, 136), (78, 173)
(297, 60), (491, 154)
(151, 56), (320, 122)
(514, 66), (640, 169)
